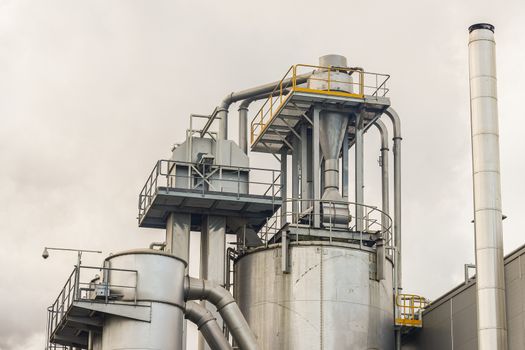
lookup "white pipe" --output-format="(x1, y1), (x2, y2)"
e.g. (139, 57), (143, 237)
(468, 23), (507, 350)
(185, 301), (233, 350)
(185, 277), (258, 350)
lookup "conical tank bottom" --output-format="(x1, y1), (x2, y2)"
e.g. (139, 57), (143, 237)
(316, 111), (350, 228)
(319, 111), (349, 162)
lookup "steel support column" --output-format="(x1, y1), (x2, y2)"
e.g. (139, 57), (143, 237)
(166, 213), (191, 262)
(312, 107), (321, 228)
(355, 112), (365, 232)
(200, 215), (227, 350)
(342, 133), (349, 200)
(280, 147), (288, 226)
(292, 136), (300, 222)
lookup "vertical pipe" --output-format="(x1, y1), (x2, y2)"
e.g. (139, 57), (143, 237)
(355, 112), (364, 232)
(468, 23), (507, 350)
(375, 120), (389, 280)
(374, 120), (390, 243)
(300, 124), (309, 212)
(87, 331), (93, 350)
(218, 108), (228, 140)
(292, 136), (300, 221)
(238, 106), (248, 154)
(383, 107), (402, 350)
(312, 107), (321, 228)
(342, 134), (349, 200)
(280, 147), (288, 226)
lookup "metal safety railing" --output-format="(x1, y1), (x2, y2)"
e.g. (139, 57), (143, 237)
(46, 265), (138, 347)
(45, 345), (69, 350)
(395, 294), (429, 328)
(255, 198), (393, 250)
(138, 159), (282, 221)
(250, 64), (390, 143)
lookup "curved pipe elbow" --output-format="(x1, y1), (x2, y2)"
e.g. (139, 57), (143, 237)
(374, 119), (389, 151)
(185, 301), (216, 329)
(185, 301), (233, 350)
(384, 107), (402, 139)
(184, 277), (235, 310)
(185, 277), (258, 350)
(221, 93), (235, 110)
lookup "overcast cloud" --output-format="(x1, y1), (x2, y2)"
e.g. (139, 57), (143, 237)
(1, 0), (525, 349)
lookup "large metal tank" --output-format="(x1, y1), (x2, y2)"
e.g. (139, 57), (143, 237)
(234, 242), (394, 349)
(102, 249), (187, 350)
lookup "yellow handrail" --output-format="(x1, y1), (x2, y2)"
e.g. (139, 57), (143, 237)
(395, 293), (429, 327)
(250, 64), (389, 145)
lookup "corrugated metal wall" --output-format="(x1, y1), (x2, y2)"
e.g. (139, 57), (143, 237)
(402, 244), (525, 350)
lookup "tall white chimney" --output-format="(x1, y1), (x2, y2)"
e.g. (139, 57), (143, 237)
(468, 23), (507, 350)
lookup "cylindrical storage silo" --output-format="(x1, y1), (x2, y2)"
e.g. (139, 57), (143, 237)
(102, 249), (187, 350)
(234, 242), (394, 349)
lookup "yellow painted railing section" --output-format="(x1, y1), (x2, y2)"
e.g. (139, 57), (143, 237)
(395, 293), (429, 327)
(250, 64), (390, 145)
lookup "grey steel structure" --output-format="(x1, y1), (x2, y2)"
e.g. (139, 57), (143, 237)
(45, 54), (407, 350)
(402, 244), (525, 350)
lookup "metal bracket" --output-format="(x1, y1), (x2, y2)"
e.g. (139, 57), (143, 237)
(281, 230), (290, 274)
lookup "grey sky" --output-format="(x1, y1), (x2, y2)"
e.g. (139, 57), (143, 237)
(1, 0), (524, 349)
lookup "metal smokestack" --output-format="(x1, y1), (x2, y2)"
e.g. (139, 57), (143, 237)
(468, 23), (507, 350)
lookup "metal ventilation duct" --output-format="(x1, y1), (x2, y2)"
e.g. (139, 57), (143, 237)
(468, 22), (507, 350)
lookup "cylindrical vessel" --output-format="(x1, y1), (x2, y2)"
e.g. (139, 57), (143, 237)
(308, 55), (353, 93)
(234, 242), (394, 349)
(102, 249), (187, 350)
(468, 23), (507, 350)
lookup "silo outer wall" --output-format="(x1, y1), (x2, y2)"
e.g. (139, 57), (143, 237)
(234, 243), (394, 349)
(102, 250), (186, 350)
(102, 302), (184, 350)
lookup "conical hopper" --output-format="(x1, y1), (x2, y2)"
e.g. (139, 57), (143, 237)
(319, 110), (348, 201)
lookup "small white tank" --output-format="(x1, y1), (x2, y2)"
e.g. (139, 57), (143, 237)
(102, 249), (187, 350)
(308, 54), (354, 93)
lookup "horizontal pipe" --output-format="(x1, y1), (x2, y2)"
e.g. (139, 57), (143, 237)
(185, 277), (258, 350)
(185, 301), (232, 350)
(216, 73), (312, 140)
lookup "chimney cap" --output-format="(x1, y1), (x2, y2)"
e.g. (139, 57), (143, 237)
(469, 23), (495, 33)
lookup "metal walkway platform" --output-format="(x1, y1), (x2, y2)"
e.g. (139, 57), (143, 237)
(139, 187), (281, 230)
(47, 266), (149, 349)
(138, 160), (282, 231)
(250, 64), (391, 154)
